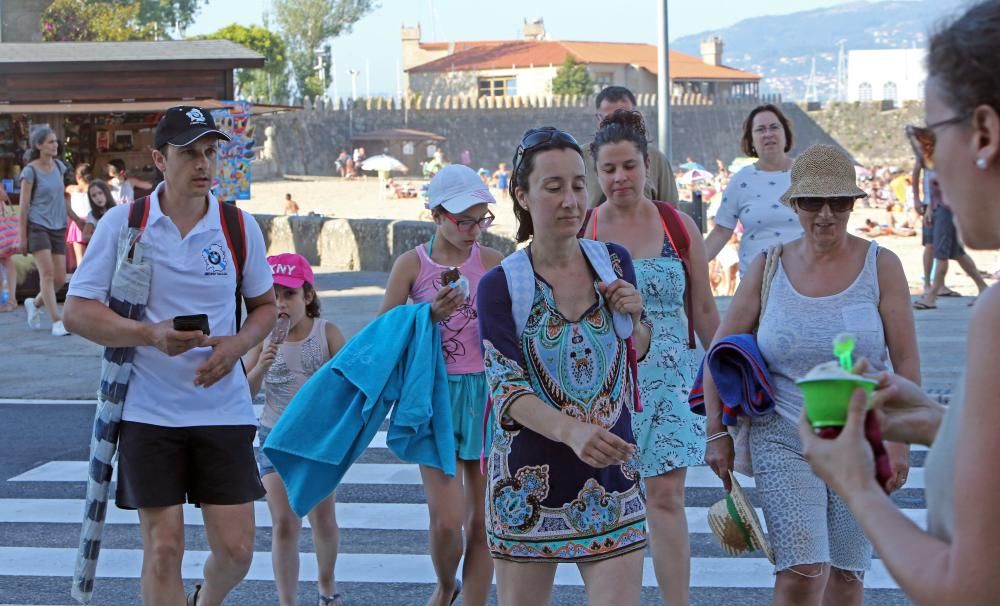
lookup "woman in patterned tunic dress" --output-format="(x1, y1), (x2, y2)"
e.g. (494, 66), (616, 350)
(583, 110), (720, 605)
(477, 127), (651, 605)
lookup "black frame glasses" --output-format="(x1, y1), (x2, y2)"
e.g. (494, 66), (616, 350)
(905, 115), (968, 170)
(444, 211), (495, 232)
(794, 197), (857, 213)
(511, 127), (580, 181)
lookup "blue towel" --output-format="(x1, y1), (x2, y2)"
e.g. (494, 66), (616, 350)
(262, 303), (455, 516)
(688, 333), (776, 426)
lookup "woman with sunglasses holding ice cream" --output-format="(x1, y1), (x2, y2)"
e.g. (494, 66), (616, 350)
(702, 144), (918, 606)
(477, 127), (650, 605)
(379, 164), (504, 606)
(799, 3), (1000, 604)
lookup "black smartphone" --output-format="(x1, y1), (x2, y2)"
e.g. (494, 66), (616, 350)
(173, 314), (210, 336)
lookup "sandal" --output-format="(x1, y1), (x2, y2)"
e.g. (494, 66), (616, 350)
(319, 593), (344, 606)
(913, 300), (937, 310)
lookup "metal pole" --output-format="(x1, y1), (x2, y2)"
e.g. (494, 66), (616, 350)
(657, 0), (672, 164)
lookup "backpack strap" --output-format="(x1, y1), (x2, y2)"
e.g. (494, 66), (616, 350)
(654, 201), (696, 349)
(577, 208), (595, 240)
(579, 239), (633, 339)
(126, 197), (151, 260)
(499, 248), (535, 337)
(218, 201), (248, 326)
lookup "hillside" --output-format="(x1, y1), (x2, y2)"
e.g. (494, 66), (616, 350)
(672, 0), (964, 100)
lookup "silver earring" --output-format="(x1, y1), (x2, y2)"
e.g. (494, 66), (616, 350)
(977, 158), (988, 169)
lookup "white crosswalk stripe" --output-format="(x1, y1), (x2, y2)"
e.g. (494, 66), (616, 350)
(0, 399), (923, 603)
(8, 460), (928, 489)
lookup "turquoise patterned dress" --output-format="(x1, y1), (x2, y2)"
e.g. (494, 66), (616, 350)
(477, 242), (647, 563)
(632, 239), (706, 477)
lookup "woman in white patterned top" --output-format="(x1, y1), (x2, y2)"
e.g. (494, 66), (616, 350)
(705, 104), (803, 277)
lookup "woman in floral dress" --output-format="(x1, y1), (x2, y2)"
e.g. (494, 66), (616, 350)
(583, 110), (719, 605)
(477, 126), (651, 605)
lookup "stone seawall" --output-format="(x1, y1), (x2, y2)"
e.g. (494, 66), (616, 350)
(252, 199), (704, 271)
(804, 101), (924, 166)
(257, 95), (848, 177)
(254, 214), (518, 271)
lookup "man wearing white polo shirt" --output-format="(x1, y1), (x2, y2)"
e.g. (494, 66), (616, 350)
(64, 106), (277, 606)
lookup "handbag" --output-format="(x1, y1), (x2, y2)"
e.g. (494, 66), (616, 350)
(729, 243), (783, 476)
(0, 196), (18, 257)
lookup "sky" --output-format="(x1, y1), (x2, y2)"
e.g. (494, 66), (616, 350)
(186, 0), (860, 97)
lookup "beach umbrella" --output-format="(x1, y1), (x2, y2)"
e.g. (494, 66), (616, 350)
(680, 161), (705, 171)
(360, 154), (407, 173)
(678, 168), (714, 185)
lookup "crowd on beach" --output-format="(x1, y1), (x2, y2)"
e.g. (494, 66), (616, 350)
(2, 3), (1000, 606)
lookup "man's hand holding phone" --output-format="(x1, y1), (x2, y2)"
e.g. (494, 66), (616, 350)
(146, 316), (209, 356)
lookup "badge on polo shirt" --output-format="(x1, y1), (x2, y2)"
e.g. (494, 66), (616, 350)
(202, 242), (229, 276)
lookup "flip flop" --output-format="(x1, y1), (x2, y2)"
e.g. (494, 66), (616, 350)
(319, 592), (344, 606)
(449, 579), (463, 605)
(913, 300), (937, 310)
(939, 290), (962, 297)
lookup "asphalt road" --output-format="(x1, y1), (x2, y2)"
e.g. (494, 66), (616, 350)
(1, 268), (972, 605)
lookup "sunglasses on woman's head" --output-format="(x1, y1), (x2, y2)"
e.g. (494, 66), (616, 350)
(512, 127), (579, 178)
(445, 211), (495, 232)
(905, 115), (967, 171)
(794, 197), (856, 213)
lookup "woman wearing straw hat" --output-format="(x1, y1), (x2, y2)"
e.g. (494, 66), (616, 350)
(702, 143), (919, 605)
(799, 3), (1000, 604)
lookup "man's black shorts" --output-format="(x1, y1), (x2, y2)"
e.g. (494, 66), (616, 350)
(932, 206), (965, 261)
(115, 421), (265, 510)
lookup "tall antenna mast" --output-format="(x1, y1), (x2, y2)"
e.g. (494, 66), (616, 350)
(836, 40), (848, 101)
(805, 56), (818, 103)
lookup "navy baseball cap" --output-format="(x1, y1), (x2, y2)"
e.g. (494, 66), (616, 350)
(154, 106), (231, 148)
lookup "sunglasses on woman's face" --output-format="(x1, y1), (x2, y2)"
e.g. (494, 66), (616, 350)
(905, 115), (967, 171)
(445, 211), (495, 232)
(512, 127), (579, 179)
(794, 197), (856, 213)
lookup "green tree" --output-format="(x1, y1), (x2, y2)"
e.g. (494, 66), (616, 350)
(133, 0), (205, 35)
(272, 0), (377, 101)
(42, 0), (155, 41)
(551, 56), (594, 96)
(196, 24), (289, 102)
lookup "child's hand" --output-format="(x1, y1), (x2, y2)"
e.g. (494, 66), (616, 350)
(430, 285), (464, 323)
(257, 341), (279, 372)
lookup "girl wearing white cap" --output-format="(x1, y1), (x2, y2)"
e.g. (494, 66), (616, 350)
(379, 164), (504, 606)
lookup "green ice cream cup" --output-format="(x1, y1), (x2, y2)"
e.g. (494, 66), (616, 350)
(796, 377), (878, 428)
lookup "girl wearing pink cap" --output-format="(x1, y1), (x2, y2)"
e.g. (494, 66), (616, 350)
(244, 253), (348, 606)
(379, 165), (503, 606)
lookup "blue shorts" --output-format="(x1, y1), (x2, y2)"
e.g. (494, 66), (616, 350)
(449, 372), (489, 461)
(256, 424), (277, 477)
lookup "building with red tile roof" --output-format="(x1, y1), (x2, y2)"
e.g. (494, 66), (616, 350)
(401, 19), (760, 99)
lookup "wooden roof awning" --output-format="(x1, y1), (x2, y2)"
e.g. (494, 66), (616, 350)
(0, 99), (299, 115)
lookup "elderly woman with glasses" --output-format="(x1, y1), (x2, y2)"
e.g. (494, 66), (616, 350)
(702, 144), (919, 606)
(476, 127), (651, 605)
(704, 103), (803, 278)
(799, 2), (1000, 604)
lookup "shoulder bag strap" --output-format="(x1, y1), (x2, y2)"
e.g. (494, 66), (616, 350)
(218, 201), (248, 327)
(654, 201), (696, 348)
(756, 243), (783, 331)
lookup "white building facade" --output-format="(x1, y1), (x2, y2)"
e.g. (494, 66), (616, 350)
(847, 49), (926, 104)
